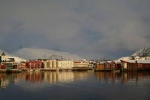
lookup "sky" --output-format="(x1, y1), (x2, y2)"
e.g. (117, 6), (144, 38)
(0, 0), (150, 60)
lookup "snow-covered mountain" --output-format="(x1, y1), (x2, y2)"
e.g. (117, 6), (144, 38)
(117, 47), (150, 61)
(12, 48), (83, 60)
(132, 47), (150, 57)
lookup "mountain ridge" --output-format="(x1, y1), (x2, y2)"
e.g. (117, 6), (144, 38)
(12, 48), (83, 60)
(117, 47), (150, 61)
(1, 47), (150, 62)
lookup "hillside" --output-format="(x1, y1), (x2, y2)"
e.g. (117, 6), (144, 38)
(12, 48), (83, 60)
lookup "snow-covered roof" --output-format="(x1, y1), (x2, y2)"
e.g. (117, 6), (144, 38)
(121, 59), (150, 63)
(137, 60), (150, 63)
(106, 61), (112, 63)
(114, 60), (121, 64)
(6, 55), (26, 63)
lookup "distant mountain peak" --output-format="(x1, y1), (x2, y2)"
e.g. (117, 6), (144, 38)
(132, 47), (150, 57)
(116, 47), (150, 61)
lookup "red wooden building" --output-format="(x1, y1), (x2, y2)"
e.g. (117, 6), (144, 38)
(26, 60), (42, 69)
(105, 61), (121, 69)
(95, 61), (121, 71)
(120, 60), (150, 71)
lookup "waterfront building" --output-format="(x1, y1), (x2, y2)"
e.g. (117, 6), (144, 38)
(26, 60), (42, 71)
(95, 60), (121, 71)
(17, 62), (26, 70)
(0, 52), (17, 69)
(57, 60), (73, 69)
(43, 60), (58, 69)
(43, 60), (73, 70)
(120, 60), (150, 71)
(96, 61), (105, 69)
(105, 61), (121, 69)
(73, 59), (89, 68)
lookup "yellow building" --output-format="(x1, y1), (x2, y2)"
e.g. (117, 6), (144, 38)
(44, 60), (57, 69)
(57, 60), (73, 69)
(43, 60), (73, 70)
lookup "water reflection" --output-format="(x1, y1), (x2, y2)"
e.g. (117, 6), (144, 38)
(0, 73), (20, 88)
(26, 72), (42, 83)
(96, 72), (121, 84)
(42, 71), (92, 83)
(96, 71), (150, 85)
(1, 71), (150, 88)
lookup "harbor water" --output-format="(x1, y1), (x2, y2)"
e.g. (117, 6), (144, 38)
(0, 71), (150, 100)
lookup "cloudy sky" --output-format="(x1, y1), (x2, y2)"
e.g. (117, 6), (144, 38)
(0, 0), (150, 60)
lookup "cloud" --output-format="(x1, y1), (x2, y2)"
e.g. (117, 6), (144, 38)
(0, 0), (150, 59)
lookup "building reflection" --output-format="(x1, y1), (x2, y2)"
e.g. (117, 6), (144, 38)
(1, 71), (150, 88)
(0, 71), (91, 88)
(95, 72), (121, 84)
(43, 71), (90, 83)
(26, 72), (42, 83)
(43, 71), (73, 83)
(0, 73), (8, 88)
(95, 71), (150, 84)
(121, 72), (150, 84)
(0, 73), (18, 88)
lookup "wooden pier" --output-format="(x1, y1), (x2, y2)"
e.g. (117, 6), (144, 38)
(41, 69), (58, 71)
(0, 69), (22, 73)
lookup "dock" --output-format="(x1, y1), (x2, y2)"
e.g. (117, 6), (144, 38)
(41, 68), (59, 71)
(0, 69), (22, 73)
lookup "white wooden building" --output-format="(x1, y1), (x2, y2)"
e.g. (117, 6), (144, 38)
(57, 60), (73, 69)
(43, 60), (57, 69)
(43, 60), (73, 69)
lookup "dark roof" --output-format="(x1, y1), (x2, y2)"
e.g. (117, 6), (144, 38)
(1, 52), (5, 56)
(7, 58), (15, 62)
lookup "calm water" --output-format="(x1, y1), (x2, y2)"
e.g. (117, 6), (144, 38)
(0, 71), (150, 100)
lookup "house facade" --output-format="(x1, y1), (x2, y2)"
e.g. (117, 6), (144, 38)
(96, 62), (105, 69)
(105, 61), (121, 69)
(43, 60), (57, 69)
(120, 60), (150, 71)
(73, 59), (89, 68)
(17, 62), (26, 70)
(0, 52), (17, 69)
(26, 60), (42, 70)
(43, 60), (74, 69)
(57, 60), (73, 69)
